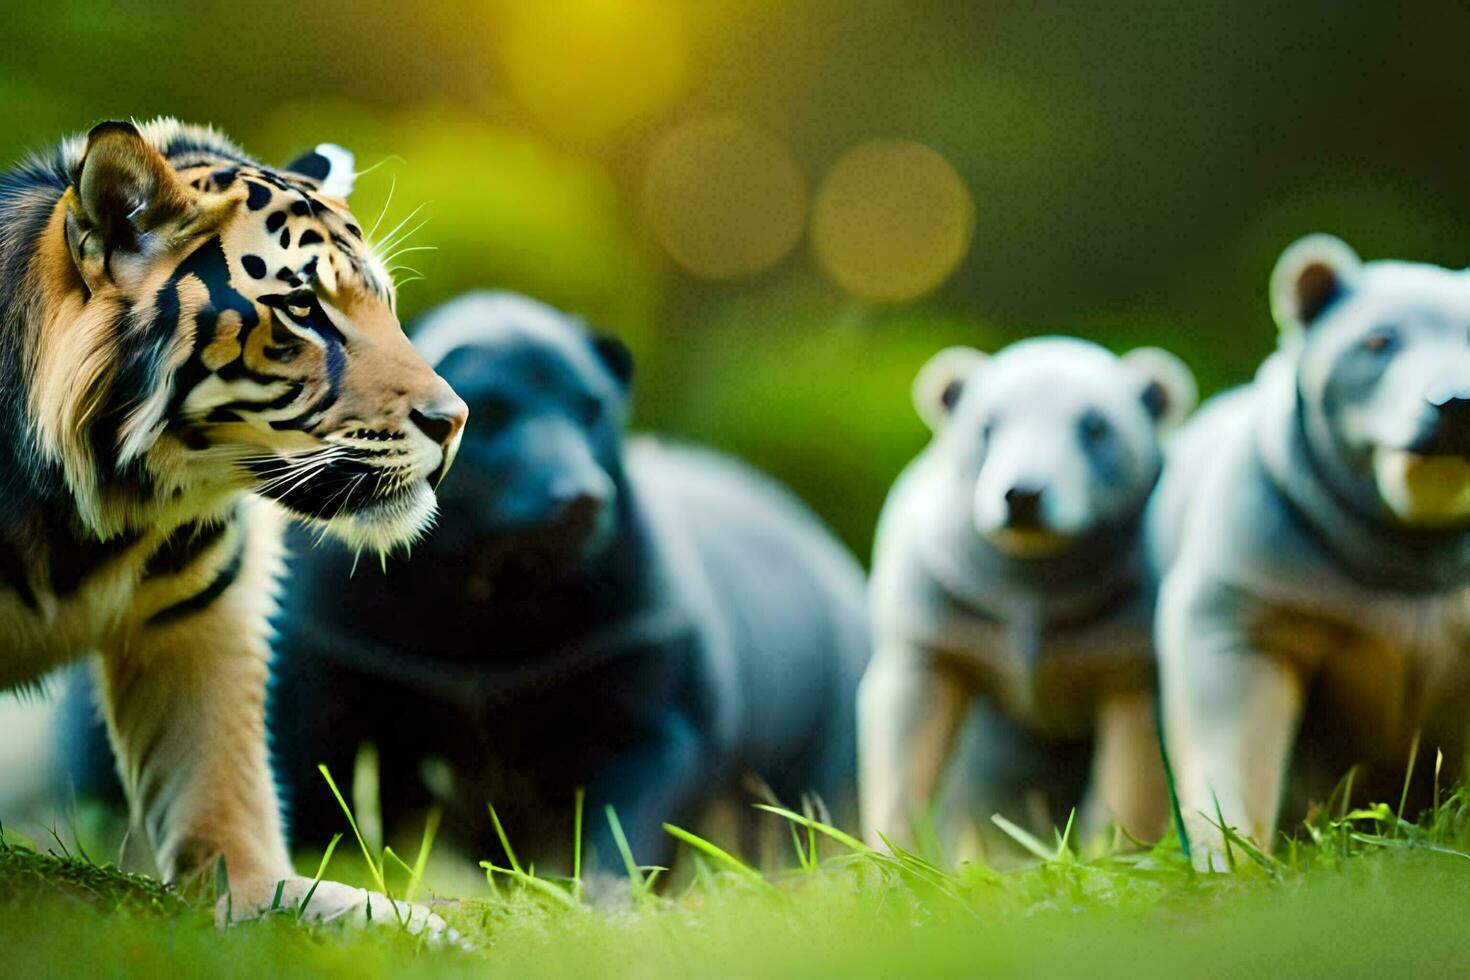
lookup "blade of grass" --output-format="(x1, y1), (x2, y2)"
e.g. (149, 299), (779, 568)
(604, 806), (646, 893)
(662, 823), (768, 887)
(1217, 823), (1284, 879)
(1397, 730), (1422, 829)
(218, 857), (232, 925)
(1209, 792), (1237, 873)
(296, 833), (342, 921)
(318, 764), (386, 894)
(477, 862), (579, 909)
(802, 795), (819, 870)
(1054, 808), (1077, 863)
(573, 789), (584, 903)
(1434, 749), (1444, 822)
(487, 802), (524, 876)
(383, 846), (414, 880)
(352, 743), (383, 854)
(317, 763), (403, 927)
(874, 832), (975, 914)
(406, 807), (440, 904)
(753, 804), (874, 855)
(989, 814), (1055, 862)
(786, 819), (815, 872)
(692, 854), (719, 894)
(1156, 701), (1191, 864)
(1339, 766), (1357, 860)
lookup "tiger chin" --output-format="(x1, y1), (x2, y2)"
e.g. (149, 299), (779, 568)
(0, 119), (466, 940)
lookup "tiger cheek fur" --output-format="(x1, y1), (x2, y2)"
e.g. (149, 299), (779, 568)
(0, 118), (462, 937)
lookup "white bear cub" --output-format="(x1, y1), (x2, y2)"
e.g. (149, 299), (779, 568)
(861, 337), (1196, 852)
(1152, 235), (1470, 871)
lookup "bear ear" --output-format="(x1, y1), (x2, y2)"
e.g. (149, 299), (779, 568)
(591, 333), (635, 389)
(1123, 346), (1197, 433)
(284, 143), (356, 200)
(913, 346), (988, 432)
(70, 121), (195, 254)
(1270, 234), (1362, 338)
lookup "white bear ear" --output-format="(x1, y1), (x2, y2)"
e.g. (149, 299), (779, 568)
(913, 346), (988, 432)
(283, 143), (356, 200)
(1270, 233), (1362, 337)
(1122, 346), (1197, 433)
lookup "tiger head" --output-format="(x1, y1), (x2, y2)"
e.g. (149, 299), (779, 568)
(26, 119), (467, 552)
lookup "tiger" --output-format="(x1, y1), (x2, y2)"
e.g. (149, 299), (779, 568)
(0, 118), (467, 936)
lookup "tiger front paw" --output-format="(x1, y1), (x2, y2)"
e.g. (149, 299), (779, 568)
(220, 875), (466, 948)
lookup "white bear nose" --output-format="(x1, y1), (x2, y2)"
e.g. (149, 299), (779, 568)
(1004, 484), (1046, 526)
(1426, 378), (1470, 408)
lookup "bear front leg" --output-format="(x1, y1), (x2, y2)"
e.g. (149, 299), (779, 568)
(1156, 570), (1308, 870)
(1079, 688), (1168, 847)
(582, 705), (706, 881)
(857, 643), (971, 850)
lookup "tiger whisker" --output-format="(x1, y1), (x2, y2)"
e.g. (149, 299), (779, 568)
(370, 203), (428, 256)
(352, 154), (404, 182)
(375, 218), (431, 264)
(377, 230), (433, 271)
(365, 175), (397, 242)
(382, 244), (438, 257)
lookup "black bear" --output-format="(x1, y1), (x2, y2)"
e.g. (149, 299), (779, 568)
(268, 292), (870, 874)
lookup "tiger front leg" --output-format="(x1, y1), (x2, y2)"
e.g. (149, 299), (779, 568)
(101, 502), (452, 940)
(101, 506), (291, 903)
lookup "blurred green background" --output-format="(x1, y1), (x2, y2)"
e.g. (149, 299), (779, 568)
(5, 0), (1468, 556)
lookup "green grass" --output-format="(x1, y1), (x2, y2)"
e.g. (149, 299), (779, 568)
(4, 776), (1470, 979)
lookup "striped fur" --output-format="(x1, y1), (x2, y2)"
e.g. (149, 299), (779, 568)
(0, 119), (463, 932)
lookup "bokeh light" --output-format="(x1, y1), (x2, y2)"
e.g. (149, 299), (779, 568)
(494, 0), (689, 142)
(642, 116), (808, 281)
(811, 140), (975, 303)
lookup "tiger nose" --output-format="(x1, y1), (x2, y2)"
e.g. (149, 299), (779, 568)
(410, 394), (469, 486)
(410, 397), (468, 448)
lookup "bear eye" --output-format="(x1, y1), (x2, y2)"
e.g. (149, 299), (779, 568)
(1363, 328), (1397, 353)
(475, 393), (514, 432)
(1079, 409), (1110, 444)
(580, 395), (604, 426)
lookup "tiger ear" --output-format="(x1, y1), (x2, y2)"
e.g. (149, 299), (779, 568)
(284, 143), (356, 200)
(70, 121), (194, 254)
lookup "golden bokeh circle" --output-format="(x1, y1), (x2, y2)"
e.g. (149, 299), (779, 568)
(642, 116), (808, 281)
(495, 0), (688, 142)
(811, 140), (975, 303)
